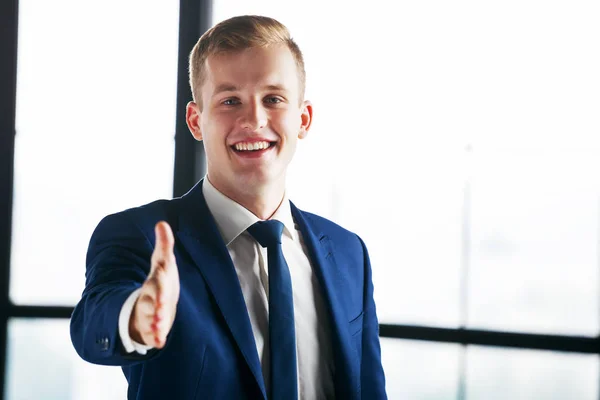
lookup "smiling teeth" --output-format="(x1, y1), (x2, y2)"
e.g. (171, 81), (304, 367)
(234, 141), (270, 151)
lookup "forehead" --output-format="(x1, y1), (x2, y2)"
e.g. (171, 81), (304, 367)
(202, 45), (300, 94)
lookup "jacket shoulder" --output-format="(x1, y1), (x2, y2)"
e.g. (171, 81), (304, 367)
(93, 197), (181, 239)
(296, 208), (364, 246)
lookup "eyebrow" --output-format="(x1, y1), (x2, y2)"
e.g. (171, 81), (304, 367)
(263, 84), (287, 92)
(212, 83), (289, 96)
(213, 84), (239, 95)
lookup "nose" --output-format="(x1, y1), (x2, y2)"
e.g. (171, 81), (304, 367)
(238, 99), (267, 132)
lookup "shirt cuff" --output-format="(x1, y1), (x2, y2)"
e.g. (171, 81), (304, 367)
(119, 287), (154, 354)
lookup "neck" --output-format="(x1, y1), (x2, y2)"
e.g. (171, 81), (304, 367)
(207, 175), (286, 220)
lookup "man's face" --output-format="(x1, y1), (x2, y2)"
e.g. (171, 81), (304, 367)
(187, 44), (312, 195)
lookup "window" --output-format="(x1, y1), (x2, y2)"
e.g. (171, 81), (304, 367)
(2, 0), (599, 398)
(2, 1), (179, 398)
(10, 0), (179, 306)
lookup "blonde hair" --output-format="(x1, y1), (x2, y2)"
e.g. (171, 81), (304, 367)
(188, 15), (306, 107)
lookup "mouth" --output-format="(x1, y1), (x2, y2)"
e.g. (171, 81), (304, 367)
(230, 141), (277, 155)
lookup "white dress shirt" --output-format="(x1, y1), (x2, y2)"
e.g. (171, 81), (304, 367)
(118, 178), (335, 399)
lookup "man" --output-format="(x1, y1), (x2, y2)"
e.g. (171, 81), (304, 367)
(70, 15), (386, 399)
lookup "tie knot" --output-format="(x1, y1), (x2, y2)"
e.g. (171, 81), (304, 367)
(247, 220), (285, 248)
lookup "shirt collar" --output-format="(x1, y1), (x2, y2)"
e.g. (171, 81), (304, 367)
(202, 177), (296, 246)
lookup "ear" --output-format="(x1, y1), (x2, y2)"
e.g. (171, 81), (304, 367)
(186, 101), (203, 141)
(298, 100), (313, 139)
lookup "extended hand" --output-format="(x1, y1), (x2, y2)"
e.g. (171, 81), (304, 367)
(130, 221), (180, 348)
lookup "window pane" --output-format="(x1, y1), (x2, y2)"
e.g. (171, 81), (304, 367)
(381, 338), (461, 399)
(5, 319), (127, 400)
(213, 1), (600, 328)
(11, 0), (179, 305)
(467, 150), (600, 336)
(334, 149), (466, 327)
(466, 346), (599, 400)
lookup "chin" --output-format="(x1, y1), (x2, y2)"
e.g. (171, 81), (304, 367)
(237, 171), (279, 188)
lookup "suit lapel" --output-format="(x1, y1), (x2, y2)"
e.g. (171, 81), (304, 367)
(290, 203), (360, 398)
(176, 180), (266, 399)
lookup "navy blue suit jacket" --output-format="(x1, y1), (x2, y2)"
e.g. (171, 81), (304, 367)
(70, 179), (386, 399)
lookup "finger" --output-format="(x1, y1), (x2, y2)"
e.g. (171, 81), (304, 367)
(141, 328), (158, 347)
(133, 313), (157, 346)
(154, 323), (168, 348)
(152, 270), (166, 307)
(153, 221), (174, 267)
(155, 337), (165, 348)
(146, 319), (166, 348)
(141, 275), (161, 305)
(145, 266), (169, 307)
(139, 314), (166, 347)
(140, 281), (167, 324)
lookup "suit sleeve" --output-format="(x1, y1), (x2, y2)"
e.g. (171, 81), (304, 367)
(357, 235), (387, 398)
(70, 211), (162, 366)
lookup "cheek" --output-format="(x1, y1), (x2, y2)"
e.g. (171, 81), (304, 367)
(276, 112), (302, 136)
(204, 119), (232, 149)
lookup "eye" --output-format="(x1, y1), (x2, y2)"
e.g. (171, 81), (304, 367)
(222, 98), (240, 106)
(264, 96), (283, 104)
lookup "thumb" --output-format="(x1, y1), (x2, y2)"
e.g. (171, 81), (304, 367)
(152, 221), (175, 268)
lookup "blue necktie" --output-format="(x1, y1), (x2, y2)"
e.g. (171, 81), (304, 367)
(247, 220), (298, 400)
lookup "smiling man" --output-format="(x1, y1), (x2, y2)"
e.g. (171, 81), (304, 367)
(188, 39), (310, 221)
(70, 15), (386, 400)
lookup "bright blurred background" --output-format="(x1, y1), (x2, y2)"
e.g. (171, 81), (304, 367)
(3, 0), (600, 399)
